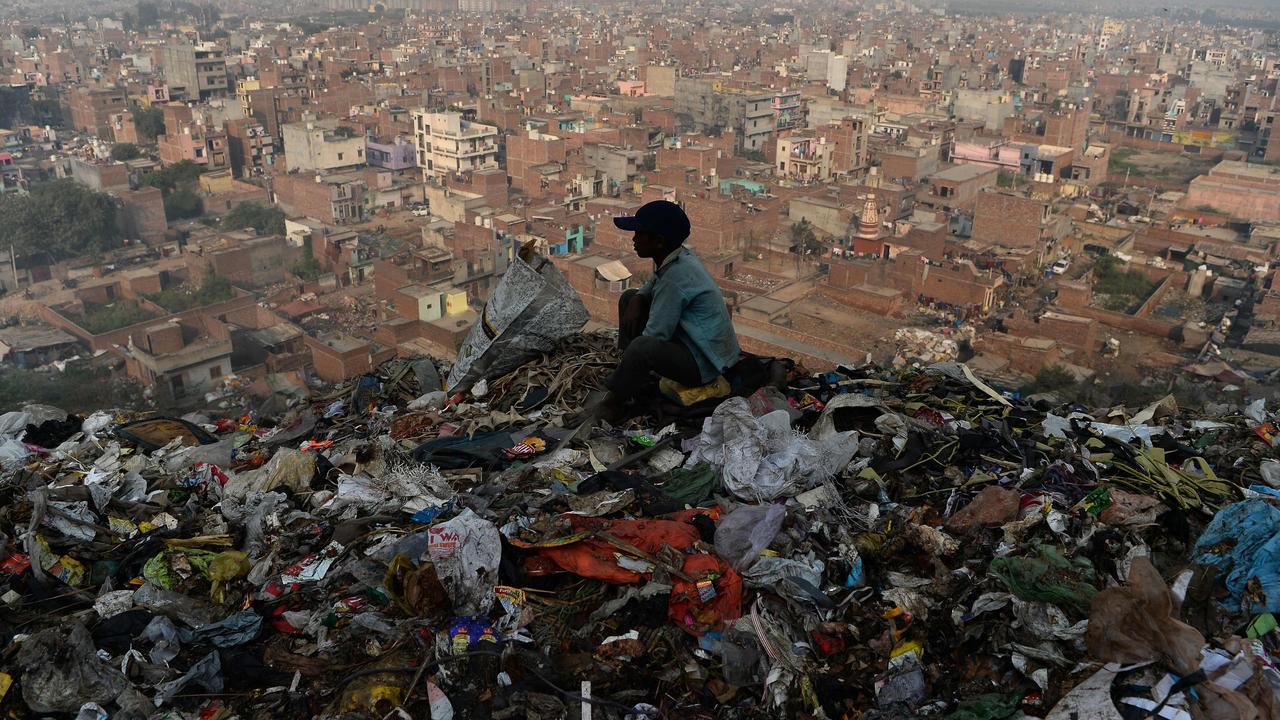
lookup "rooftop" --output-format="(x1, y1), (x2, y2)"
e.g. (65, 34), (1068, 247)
(314, 332), (368, 354)
(0, 325), (78, 352)
(931, 164), (997, 182)
(1209, 161), (1280, 181)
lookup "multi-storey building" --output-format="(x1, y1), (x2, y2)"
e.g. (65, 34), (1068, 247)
(776, 134), (835, 183)
(411, 111), (500, 180)
(163, 42), (229, 101)
(67, 86), (127, 140)
(281, 119), (366, 174)
(225, 117), (276, 179)
(673, 78), (775, 152)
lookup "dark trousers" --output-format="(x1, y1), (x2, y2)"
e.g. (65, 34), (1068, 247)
(607, 289), (703, 400)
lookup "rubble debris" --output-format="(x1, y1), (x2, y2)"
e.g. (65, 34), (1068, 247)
(2, 333), (1280, 719)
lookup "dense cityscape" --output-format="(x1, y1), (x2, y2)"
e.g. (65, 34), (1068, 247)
(0, 0), (1278, 717)
(0, 0), (1277, 408)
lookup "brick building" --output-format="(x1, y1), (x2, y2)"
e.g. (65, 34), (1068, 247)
(274, 171), (367, 225)
(506, 129), (567, 193)
(123, 316), (234, 400)
(816, 115), (870, 178)
(281, 119), (367, 173)
(305, 332), (396, 383)
(157, 104), (229, 169)
(119, 188), (167, 244)
(1184, 161), (1280, 222)
(225, 117), (276, 179)
(971, 192), (1053, 251)
(186, 234), (300, 288)
(922, 164), (997, 213)
(827, 251), (1004, 313)
(68, 86), (127, 139)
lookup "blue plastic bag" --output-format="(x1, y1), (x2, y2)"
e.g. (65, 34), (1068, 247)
(1192, 499), (1280, 612)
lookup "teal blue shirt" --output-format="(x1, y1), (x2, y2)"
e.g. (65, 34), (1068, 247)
(636, 247), (741, 383)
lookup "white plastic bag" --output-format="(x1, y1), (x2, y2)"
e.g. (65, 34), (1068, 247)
(685, 398), (856, 501)
(0, 410), (31, 437)
(714, 504), (786, 571)
(425, 509), (501, 615)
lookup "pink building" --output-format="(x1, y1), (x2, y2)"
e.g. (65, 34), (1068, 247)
(952, 137), (1022, 173)
(617, 80), (645, 97)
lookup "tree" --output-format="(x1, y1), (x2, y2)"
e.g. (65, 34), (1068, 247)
(136, 0), (159, 28)
(0, 179), (119, 259)
(0, 86), (34, 129)
(141, 160), (204, 194)
(31, 99), (63, 127)
(788, 219), (823, 254)
(147, 270), (234, 311)
(111, 143), (143, 161)
(0, 366), (140, 412)
(222, 202), (286, 236)
(163, 189), (203, 220)
(132, 104), (165, 142)
(75, 300), (156, 334)
(291, 253), (323, 281)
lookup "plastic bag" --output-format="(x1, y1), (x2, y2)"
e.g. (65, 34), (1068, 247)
(446, 250), (588, 393)
(658, 463), (718, 506)
(667, 553), (742, 635)
(208, 551), (250, 604)
(685, 397), (856, 501)
(0, 438), (29, 469)
(1191, 499), (1280, 613)
(0, 410), (31, 437)
(1261, 460), (1280, 489)
(132, 582), (222, 628)
(141, 616), (181, 665)
(177, 610), (262, 647)
(714, 504), (785, 571)
(223, 449), (314, 500)
(945, 486), (1020, 533)
(988, 543), (1098, 615)
(946, 692), (1024, 720)
(220, 491), (287, 560)
(1084, 556), (1203, 676)
(154, 651), (222, 706)
(425, 510), (501, 616)
(14, 622), (150, 716)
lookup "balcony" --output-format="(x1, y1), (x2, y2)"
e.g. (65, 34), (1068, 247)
(459, 144), (498, 157)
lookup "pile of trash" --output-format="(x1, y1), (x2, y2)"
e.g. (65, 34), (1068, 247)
(4, 341), (1280, 720)
(891, 327), (973, 368)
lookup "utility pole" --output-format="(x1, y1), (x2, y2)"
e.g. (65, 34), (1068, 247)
(9, 245), (17, 292)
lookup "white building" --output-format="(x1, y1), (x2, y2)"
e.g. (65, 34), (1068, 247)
(281, 119), (367, 173)
(827, 54), (849, 93)
(412, 111), (500, 180)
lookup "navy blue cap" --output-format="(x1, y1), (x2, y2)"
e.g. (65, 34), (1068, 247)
(612, 200), (691, 242)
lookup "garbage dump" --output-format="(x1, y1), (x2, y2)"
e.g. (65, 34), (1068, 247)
(891, 327), (973, 368)
(3, 336), (1280, 720)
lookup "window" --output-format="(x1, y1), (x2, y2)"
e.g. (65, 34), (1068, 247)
(209, 365), (223, 380)
(337, 152), (344, 161)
